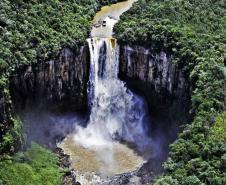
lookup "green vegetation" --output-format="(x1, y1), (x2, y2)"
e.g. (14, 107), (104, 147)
(115, 0), (225, 184)
(0, 143), (63, 185)
(0, 0), (119, 75)
(155, 112), (226, 185)
(0, 0), (225, 184)
(0, 0), (102, 75)
(0, 117), (23, 154)
(0, 77), (23, 154)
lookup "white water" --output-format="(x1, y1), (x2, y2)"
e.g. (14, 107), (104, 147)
(74, 37), (151, 151)
(74, 0), (151, 153)
(60, 0), (153, 183)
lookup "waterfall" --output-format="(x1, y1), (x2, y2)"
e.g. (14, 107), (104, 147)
(73, 0), (151, 152)
(74, 37), (151, 150)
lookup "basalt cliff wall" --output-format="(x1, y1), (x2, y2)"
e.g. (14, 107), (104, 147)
(119, 45), (191, 119)
(8, 44), (190, 113)
(9, 46), (89, 113)
(0, 43), (191, 152)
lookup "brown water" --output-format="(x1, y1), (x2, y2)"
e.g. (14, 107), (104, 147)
(93, 0), (137, 24)
(58, 1), (146, 184)
(58, 135), (145, 184)
(91, 0), (137, 38)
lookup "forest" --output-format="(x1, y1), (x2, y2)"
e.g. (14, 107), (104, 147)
(115, 0), (226, 184)
(0, 0), (225, 185)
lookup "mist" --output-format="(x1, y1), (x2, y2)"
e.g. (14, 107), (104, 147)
(21, 109), (86, 148)
(20, 93), (179, 179)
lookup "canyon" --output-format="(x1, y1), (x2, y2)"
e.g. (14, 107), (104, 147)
(0, 1), (191, 184)
(2, 41), (191, 184)
(0, 0), (224, 185)
(8, 44), (190, 117)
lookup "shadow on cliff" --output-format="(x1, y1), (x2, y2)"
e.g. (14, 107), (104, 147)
(21, 109), (87, 149)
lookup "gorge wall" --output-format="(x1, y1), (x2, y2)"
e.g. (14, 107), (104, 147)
(120, 45), (187, 96)
(9, 46), (89, 113)
(119, 45), (191, 120)
(0, 43), (191, 153)
(9, 44), (190, 113)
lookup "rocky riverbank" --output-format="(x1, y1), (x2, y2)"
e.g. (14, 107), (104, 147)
(55, 147), (81, 185)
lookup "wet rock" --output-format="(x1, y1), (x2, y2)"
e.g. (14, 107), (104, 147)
(62, 170), (77, 185)
(103, 168), (153, 185)
(104, 172), (132, 185)
(55, 147), (71, 168)
(55, 147), (81, 185)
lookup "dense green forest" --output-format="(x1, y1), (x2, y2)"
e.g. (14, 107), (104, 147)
(0, 143), (63, 185)
(0, 0), (225, 185)
(0, 0), (98, 74)
(115, 0), (226, 184)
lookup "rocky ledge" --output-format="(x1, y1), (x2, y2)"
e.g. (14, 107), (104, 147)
(55, 147), (81, 185)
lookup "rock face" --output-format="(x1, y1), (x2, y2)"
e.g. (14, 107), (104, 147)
(119, 45), (191, 118)
(0, 43), (191, 155)
(9, 46), (89, 112)
(55, 147), (80, 185)
(8, 44), (190, 115)
(119, 45), (188, 96)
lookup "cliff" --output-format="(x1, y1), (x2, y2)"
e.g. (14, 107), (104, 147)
(0, 43), (191, 153)
(9, 46), (89, 113)
(9, 44), (190, 114)
(119, 45), (191, 119)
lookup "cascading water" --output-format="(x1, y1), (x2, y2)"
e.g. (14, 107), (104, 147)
(58, 0), (154, 184)
(74, 38), (151, 150)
